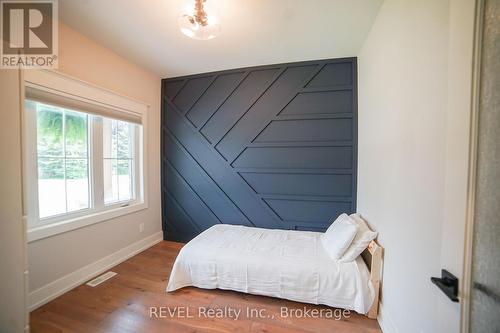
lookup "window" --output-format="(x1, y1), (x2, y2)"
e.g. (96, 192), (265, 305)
(34, 102), (90, 218)
(103, 118), (134, 204)
(25, 98), (144, 235)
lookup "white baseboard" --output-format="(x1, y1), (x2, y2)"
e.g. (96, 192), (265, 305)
(378, 301), (398, 333)
(28, 231), (163, 311)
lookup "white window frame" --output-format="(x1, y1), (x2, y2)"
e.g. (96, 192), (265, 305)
(23, 70), (149, 242)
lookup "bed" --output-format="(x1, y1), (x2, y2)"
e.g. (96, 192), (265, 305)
(166, 224), (382, 318)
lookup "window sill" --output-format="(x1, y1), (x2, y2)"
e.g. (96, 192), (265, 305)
(27, 202), (148, 243)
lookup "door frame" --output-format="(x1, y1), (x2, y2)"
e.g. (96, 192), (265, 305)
(460, 0), (486, 331)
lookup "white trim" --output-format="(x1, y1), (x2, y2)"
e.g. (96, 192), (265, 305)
(24, 69), (149, 115)
(377, 301), (398, 333)
(90, 116), (103, 209)
(23, 101), (39, 224)
(461, 0), (484, 331)
(19, 68), (30, 333)
(27, 202), (148, 242)
(140, 109), (149, 209)
(28, 231), (163, 311)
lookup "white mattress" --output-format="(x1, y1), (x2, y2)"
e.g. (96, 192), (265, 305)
(166, 224), (375, 314)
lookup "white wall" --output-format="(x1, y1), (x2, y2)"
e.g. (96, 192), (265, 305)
(357, 0), (474, 332)
(0, 69), (28, 332)
(27, 23), (162, 296)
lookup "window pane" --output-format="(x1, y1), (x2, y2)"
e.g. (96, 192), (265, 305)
(35, 103), (90, 219)
(38, 158), (65, 218)
(118, 160), (132, 201)
(104, 159), (118, 204)
(66, 158), (89, 212)
(116, 122), (131, 158)
(103, 118), (135, 205)
(37, 106), (63, 157)
(65, 110), (88, 158)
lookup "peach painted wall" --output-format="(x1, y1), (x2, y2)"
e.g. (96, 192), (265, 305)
(28, 23), (162, 292)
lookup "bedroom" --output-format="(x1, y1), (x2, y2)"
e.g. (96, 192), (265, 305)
(0, 0), (498, 332)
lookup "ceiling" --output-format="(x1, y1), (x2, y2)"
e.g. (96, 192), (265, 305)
(59, 0), (383, 78)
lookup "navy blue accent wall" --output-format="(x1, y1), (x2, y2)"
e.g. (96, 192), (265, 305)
(161, 58), (358, 242)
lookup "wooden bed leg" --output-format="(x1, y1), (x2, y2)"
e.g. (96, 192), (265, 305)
(363, 240), (383, 319)
(367, 280), (380, 319)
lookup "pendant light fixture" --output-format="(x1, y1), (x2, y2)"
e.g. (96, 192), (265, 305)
(178, 0), (221, 40)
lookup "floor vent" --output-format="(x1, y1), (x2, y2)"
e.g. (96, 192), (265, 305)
(86, 271), (117, 287)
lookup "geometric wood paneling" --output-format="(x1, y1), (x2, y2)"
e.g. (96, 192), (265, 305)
(280, 90), (353, 115)
(254, 119), (353, 143)
(161, 58), (357, 242)
(232, 147), (353, 169)
(264, 199), (353, 226)
(240, 173), (353, 197)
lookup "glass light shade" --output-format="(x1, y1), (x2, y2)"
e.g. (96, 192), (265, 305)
(178, 14), (221, 40)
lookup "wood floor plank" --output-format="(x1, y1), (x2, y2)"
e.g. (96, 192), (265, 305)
(30, 241), (381, 333)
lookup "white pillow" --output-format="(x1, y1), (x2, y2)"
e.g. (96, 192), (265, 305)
(321, 213), (358, 260)
(339, 213), (378, 263)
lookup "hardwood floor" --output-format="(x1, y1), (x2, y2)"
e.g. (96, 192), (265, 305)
(30, 241), (382, 333)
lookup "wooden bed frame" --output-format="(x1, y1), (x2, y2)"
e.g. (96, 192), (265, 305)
(361, 240), (383, 319)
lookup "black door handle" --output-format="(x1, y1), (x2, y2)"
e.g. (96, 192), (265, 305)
(431, 269), (459, 302)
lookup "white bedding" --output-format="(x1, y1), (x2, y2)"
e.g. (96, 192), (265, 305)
(166, 224), (375, 314)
